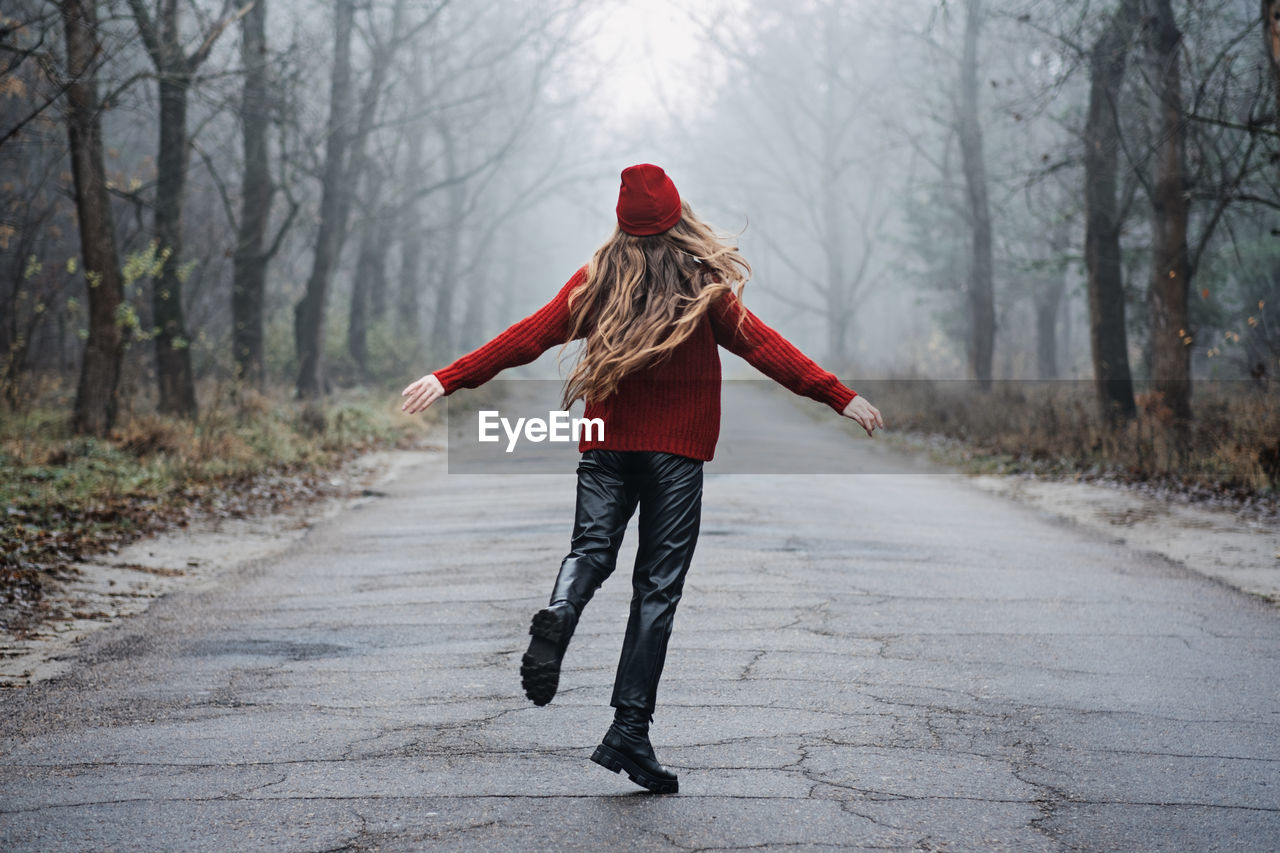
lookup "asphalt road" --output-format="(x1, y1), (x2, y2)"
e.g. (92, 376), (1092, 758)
(2, 382), (1278, 851)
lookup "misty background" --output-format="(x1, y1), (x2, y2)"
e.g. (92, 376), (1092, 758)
(2, 0), (1278, 437)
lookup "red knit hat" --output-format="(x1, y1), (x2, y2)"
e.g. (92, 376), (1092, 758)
(616, 164), (682, 236)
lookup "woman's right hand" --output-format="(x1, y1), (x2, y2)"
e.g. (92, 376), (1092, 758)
(841, 396), (884, 437)
(401, 373), (445, 414)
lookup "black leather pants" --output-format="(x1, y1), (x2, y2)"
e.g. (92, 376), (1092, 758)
(549, 450), (703, 715)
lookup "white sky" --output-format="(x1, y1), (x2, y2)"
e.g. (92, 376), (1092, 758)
(579, 0), (708, 131)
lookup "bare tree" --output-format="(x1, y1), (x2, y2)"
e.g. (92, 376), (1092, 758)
(1144, 0), (1193, 424)
(61, 0), (126, 435)
(1032, 218), (1071, 380)
(293, 0), (355, 399)
(1267, 1), (1280, 146)
(356, 0), (583, 364)
(1083, 0), (1139, 424)
(297, 0), (437, 397)
(0, 6), (74, 154)
(957, 0), (995, 388)
(127, 0), (248, 416)
(692, 0), (887, 367)
(1, 8), (78, 404)
(346, 168), (391, 378)
(231, 0), (292, 388)
(428, 124), (466, 358)
(392, 45), (429, 354)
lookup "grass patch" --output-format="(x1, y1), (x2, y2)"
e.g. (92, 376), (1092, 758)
(1, 385), (439, 635)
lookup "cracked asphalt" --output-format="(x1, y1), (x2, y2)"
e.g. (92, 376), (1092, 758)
(2, 382), (1278, 851)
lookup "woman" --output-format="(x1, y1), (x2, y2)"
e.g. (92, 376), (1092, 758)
(401, 164), (883, 794)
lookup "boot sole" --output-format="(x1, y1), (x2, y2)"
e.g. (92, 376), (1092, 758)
(590, 742), (679, 794)
(521, 608), (568, 706)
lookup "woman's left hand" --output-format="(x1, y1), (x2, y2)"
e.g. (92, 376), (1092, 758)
(841, 396), (884, 437)
(401, 373), (445, 414)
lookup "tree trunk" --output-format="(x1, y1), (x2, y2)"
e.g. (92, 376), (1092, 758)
(125, 0), (203, 417)
(1262, 2), (1280, 371)
(348, 159), (392, 376)
(1034, 223), (1070, 380)
(62, 0), (125, 436)
(368, 205), (390, 323)
(128, 0), (240, 413)
(295, 0), (355, 399)
(395, 47), (428, 353)
(347, 245), (368, 377)
(461, 257), (488, 350)
(430, 129), (463, 359)
(1145, 0), (1192, 423)
(818, 5), (850, 368)
(1034, 296), (1060, 380)
(1266, 2), (1280, 141)
(151, 71), (198, 416)
(347, 204), (388, 378)
(397, 218), (423, 346)
(232, 0), (271, 388)
(958, 0), (995, 389)
(820, 183), (850, 367)
(1083, 0), (1139, 424)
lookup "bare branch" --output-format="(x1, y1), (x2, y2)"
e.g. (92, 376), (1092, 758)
(97, 70), (152, 112)
(0, 79), (76, 149)
(1185, 111), (1279, 139)
(190, 139), (237, 232)
(125, 0), (164, 67)
(1189, 190), (1280, 211)
(188, 0), (254, 70)
(263, 196), (300, 262)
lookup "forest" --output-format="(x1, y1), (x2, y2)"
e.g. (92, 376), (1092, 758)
(1, 0), (1278, 491)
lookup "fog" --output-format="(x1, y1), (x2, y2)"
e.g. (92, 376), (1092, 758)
(2, 0), (1278, 423)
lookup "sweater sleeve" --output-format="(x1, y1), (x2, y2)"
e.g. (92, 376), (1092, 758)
(433, 267), (586, 394)
(709, 290), (857, 413)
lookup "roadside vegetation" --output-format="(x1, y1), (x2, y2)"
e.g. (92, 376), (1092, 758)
(1, 384), (438, 636)
(861, 380), (1280, 515)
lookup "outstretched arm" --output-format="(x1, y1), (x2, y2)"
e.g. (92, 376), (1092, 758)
(401, 267), (585, 415)
(710, 291), (884, 437)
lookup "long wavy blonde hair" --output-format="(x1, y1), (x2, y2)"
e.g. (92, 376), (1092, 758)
(561, 201), (751, 407)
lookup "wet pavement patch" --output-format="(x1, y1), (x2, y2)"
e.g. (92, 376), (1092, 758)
(765, 536), (932, 560)
(181, 639), (350, 661)
(91, 635), (152, 663)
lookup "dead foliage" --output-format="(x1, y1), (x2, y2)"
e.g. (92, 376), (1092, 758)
(1, 388), (437, 637)
(865, 378), (1279, 516)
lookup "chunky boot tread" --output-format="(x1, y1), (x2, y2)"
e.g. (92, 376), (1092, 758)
(590, 743), (679, 794)
(521, 608), (570, 706)
(520, 658), (558, 706)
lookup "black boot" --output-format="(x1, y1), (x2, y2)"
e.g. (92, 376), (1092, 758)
(590, 707), (679, 794)
(520, 602), (576, 706)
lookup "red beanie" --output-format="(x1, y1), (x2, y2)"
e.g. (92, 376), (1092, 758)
(616, 164), (681, 236)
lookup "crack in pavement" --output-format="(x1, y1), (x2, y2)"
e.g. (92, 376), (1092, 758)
(3, 428), (1278, 851)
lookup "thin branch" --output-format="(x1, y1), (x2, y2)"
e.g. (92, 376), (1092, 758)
(97, 70), (152, 112)
(125, 0), (164, 67)
(1188, 190), (1280, 211)
(1185, 111), (1279, 139)
(1008, 12), (1087, 59)
(1188, 19), (1257, 118)
(0, 78), (76, 149)
(188, 0), (254, 69)
(190, 139), (237, 232)
(753, 227), (825, 297)
(263, 195), (300, 261)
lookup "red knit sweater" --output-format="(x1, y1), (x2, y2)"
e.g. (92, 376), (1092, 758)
(433, 267), (857, 461)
